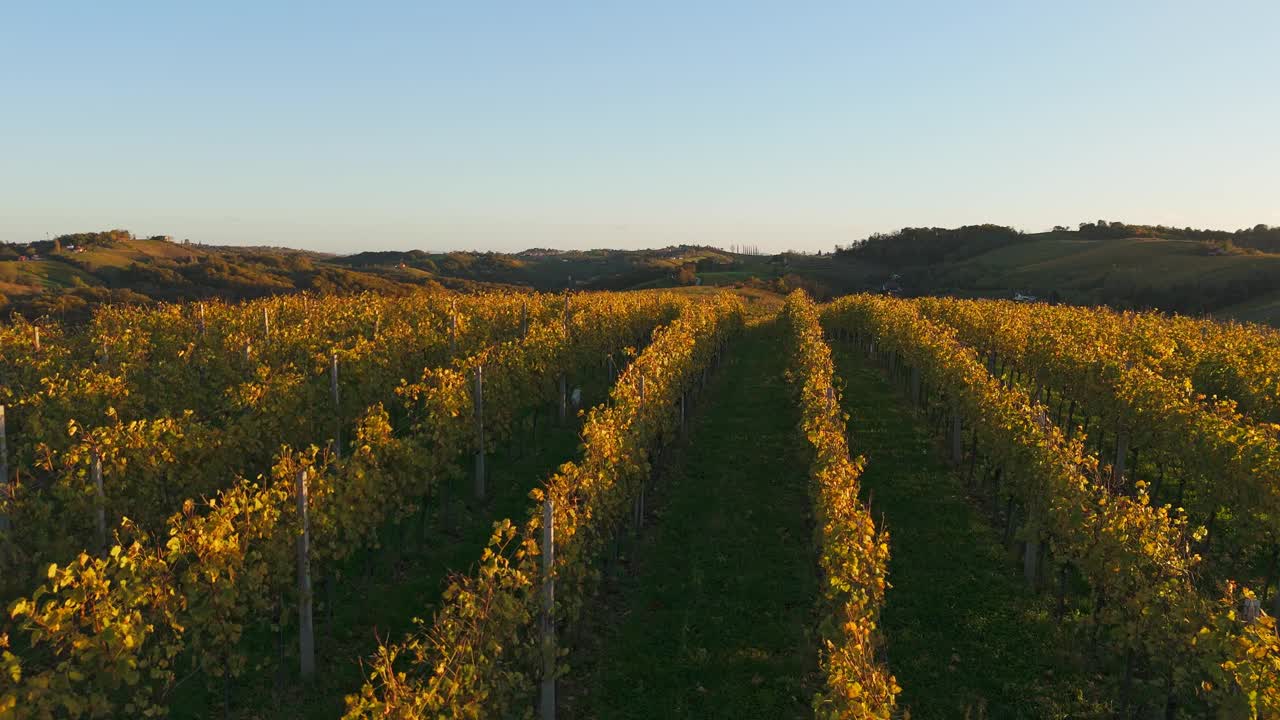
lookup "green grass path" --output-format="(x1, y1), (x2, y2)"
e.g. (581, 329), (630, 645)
(566, 320), (819, 720)
(831, 343), (1102, 719)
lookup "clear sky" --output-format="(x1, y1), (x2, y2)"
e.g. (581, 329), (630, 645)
(2, 1), (1277, 253)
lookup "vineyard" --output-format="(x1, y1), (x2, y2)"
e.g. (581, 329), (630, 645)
(2, 288), (1279, 719)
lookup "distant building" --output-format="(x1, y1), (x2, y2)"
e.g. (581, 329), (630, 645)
(1014, 292), (1038, 302)
(880, 273), (902, 295)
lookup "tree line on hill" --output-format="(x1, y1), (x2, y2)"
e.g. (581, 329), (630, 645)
(1074, 220), (1280, 252)
(836, 224), (1026, 265)
(836, 221), (1280, 267)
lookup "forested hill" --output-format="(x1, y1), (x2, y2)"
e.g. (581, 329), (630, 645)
(834, 223), (1280, 323)
(4, 223), (1280, 326)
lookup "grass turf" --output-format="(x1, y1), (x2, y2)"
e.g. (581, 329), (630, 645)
(565, 320), (819, 720)
(831, 341), (1107, 719)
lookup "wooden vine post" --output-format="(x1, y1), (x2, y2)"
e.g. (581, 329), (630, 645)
(1025, 405), (1057, 587)
(636, 373), (646, 528)
(559, 373), (567, 425)
(474, 365), (485, 500)
(520, 300), (529, 338)
(1023, 526), (1040, 587)
(540, 497), (556, 719)
(295, 468), (316, 679)
(1113, 431), (1130, 485)
(679, 388), (686, 436)
(0, 405), (8, 532)
(33, 327), (40, 353)
(198, 302), (206, 335)
(1242, 595), (1262, 624)
(950, 413), (963, 465)
(330, 352), (341, 459)
(563, 293), (570, 336)
(93, 450), (106, 552)
(559, 294), (570, 424)
(1272, 569), (1280, 620)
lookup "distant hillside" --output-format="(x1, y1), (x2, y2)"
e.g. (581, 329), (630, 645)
(332, 245), (757, 291)
(0, 232), (766, 320)
(4, 223), (1279, 326)
(916, 233), (1280, 312)
(0, 231), (459, 320)
(833, 223), (1280, 324)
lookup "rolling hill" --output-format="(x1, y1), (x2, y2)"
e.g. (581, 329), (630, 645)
(3, 225), (1279, 326)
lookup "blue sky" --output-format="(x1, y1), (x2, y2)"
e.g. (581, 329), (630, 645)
(2, 1), (1277, 253)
